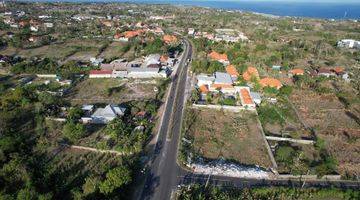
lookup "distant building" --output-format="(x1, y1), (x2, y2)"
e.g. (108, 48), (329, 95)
(317, 68), (335, 77)
(188, 28), (195, 35)
(337, 39), (360, 49)
(89, 70), (112, 78)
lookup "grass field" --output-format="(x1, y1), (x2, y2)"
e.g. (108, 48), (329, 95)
(67, 78), (158, 105)
(186, 108), (272, 168)
(100, 41), (127, 60)
(290, 89), (360, 177)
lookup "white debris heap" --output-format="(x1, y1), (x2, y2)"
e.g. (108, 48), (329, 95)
(190, 161), (270, 179)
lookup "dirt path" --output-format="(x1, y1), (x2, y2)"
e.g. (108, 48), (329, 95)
(66, 144), (132, 156)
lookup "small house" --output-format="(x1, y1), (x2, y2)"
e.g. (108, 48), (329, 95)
(91, 104), (126, 124)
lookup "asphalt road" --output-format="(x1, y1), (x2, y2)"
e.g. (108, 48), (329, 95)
(140, 39), (192, 200)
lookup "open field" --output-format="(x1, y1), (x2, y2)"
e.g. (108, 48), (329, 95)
(100, 41), (127, 60)
(67, 78), (158, 105)
(0, 39), (109, 62)
(259, 98), (311, 140)
(186, 108), (272, 168)
(290, 89), (360, 177)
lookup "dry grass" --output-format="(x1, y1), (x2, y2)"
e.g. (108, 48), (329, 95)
(189, 109), (272, 168)
(67, 78), (158, 105)
(100, 41), (126, 59)
(290, 89), (360, 177)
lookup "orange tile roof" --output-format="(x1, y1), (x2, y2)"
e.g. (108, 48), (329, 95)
(114, 33), (122, 39)
(122, 30), (144, 39)
(240, 88), (253, 105)
(243, 66), (259, 81)
(259, 77), (282, 89)
(333, 66), (344, 74)
(160, 55), (169, 62)
(289, 68), (304, 75)
(225, 65), (239, 77)
(163, 35), (177, 44)
(208, 51), (228, 62)
(199, 85), (209, 93)
(211, 84), (234, 91)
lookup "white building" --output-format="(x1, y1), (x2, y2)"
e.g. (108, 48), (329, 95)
(188, 28), (195, 35)
(337, 39), (360, 49)
(196, 74), (215, 86)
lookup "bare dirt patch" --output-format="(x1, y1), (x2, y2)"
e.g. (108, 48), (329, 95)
(67, 78), (158, 105)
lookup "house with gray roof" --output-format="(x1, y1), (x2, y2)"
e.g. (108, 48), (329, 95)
(91, 104), (126, 124)
(214, 72), (233, 85)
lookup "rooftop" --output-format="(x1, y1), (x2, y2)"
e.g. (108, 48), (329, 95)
(214, 72), (233, 85)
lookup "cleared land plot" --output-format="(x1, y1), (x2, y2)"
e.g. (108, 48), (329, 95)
(1, 39), (108, 62)
(188, 108), (272, 168)
(67, 78), (158, 105)
(99, 41), (127, 60)
(259, 98), (311, 139)
(290, 89), (360, 177)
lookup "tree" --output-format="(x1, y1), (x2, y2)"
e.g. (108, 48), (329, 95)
(99, 166), (131, 194)
(63, 122), (86, 142)
(82, 176), (100, 195)
(105, 118), (132, 139)
(67, 107), (84, 123)
(279, 85), (293, 96)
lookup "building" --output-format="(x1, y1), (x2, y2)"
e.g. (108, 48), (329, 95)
(208, 51), (229, 65)
(89, 70), (112, 78)
(214, 72), (233, 85)
(337, 39), (360, 49)
(259, 77), (282, 89)
(196, 74), (215, 86)
(210, 72), (234, 93)
(272, 65), (281, 70)
(163, 35), (177, 44)
(317, 68), (334, 77)
(225, 65), (239, 81)
(91, 104), (126, 124)
(188, 28), (195, 35)
(332, 67), (345, 75)
(236, 86), (256, 108)
(289, 68), (305, 76)
(243, 66), (259, 82)
(250, 92), (262, 105)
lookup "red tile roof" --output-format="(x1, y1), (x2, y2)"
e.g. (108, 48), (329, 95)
(243, 66), (259, 81)
(259, 77), (282, 89)
(89, 70), (112, 75)
(208, 51), (228, 62)
(163, 35), (177, 44)
(289, 68), (304, 76)
(240, 88), (254, 105)
(225, 65), (239, 77)
(199, 85), (209, 93)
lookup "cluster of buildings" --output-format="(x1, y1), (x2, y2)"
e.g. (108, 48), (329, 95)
(2, 13), (54, 30)
(89, 54), (176, 79)
(189, 28), (248, 43)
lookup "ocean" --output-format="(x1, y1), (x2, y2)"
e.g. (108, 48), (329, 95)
(23, 0), (360, 19)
